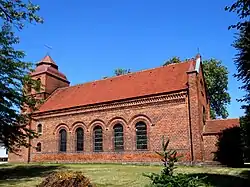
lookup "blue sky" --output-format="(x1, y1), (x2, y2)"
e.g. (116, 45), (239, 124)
(18, 0), (244, 118)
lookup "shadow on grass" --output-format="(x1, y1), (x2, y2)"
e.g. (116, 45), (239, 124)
(0, 165), (64, 180)
(188, 173), (250, 187)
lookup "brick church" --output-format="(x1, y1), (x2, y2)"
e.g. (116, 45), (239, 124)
(9, 55), (239, 163)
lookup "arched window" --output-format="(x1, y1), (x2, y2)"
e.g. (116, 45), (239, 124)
(93, 126), (103, 152)
(136, 121), (147, 150)
(36, 142), (41, 152)
(37, 124), (42, 134)
(76, 127), (84, 151)
(59, 129), (67, 152)
(113, 124), (124, 151)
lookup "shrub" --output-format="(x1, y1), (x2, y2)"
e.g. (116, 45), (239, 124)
(144, 136), (204, 187)
(37, 171), (93, 187)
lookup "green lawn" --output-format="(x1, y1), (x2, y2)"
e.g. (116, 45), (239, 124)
(0, 163), (249, 187)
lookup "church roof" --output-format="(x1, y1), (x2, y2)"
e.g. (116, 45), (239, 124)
(37, 59), (195, 113)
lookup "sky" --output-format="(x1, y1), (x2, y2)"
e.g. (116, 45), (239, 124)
(17, 0), (244, 118)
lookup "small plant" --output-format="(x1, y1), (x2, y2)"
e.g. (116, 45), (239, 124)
(155, 136), (179, 176)
(37, 171), (93, 187)
(144, 136), (204, 187)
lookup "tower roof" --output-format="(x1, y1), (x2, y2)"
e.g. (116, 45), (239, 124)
(31, 55), (69, 83)
(37, 55), (58, 69)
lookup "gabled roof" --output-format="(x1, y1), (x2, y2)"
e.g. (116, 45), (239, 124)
(204, 118), (240, 134)
(37, 59), (195, 113)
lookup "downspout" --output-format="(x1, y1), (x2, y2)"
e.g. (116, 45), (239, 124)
(187, 86), (194, 163)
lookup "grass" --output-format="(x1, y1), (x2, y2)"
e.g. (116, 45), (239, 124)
(0, 163), (249, 187)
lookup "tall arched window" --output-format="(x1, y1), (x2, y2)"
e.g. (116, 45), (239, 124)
(76, 127), (84, 151)
(37, 124), (42, 134)
(59, 129), (67, 152)
(36, 142), (41, 152)
(136, 121), (147, 150)
(113, 124), (124, 151)
(93, 126), (103, 152)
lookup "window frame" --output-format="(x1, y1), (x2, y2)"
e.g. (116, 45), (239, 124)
(135, 121), (148, 150)
(37, 124), (42, 135)
(36, 142), (41, 152)
(113, 123), (124, 152)
(93, 125), (103, 152)
(59, 129), (67, 152)
(76, 127), (84, 152)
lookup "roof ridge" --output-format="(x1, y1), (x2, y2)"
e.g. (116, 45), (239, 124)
(65, 59), (194, 90)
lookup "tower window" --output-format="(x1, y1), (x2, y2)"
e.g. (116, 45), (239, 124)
(93, 126), (103, 152)
(59, 129), (67, 152)
(136, 121), (147, 150)
(113, 124), (124, 151)
(36, 142), (41, 152)
(37, 124), (42, 134)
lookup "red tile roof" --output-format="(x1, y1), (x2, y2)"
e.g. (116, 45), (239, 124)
(204, 118), (240, 134)
(37, 60), (195, 113)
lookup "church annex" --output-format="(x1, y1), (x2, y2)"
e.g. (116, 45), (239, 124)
(9, 55), (239, 163)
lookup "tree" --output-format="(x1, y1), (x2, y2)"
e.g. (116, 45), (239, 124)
(0, 1), (43, 152)
(163, 56), (181, 66)
(226, 0), (250, 161)
(114, 68), (131, 76)
(225, 0), (250, 30)
(203, 59), (231, 119)
(163, 57), (231, 119)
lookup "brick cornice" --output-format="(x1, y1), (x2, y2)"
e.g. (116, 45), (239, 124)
(33, 91), (187, 119)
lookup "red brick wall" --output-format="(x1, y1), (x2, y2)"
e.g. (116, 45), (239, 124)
(23, 92), (193, 163)
(203, 134), (218, 161)
(45, 74), (69, 95)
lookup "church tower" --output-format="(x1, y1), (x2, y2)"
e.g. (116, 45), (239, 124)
(30, 55), (70, 100)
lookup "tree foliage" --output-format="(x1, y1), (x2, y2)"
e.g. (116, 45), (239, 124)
(0, 0), (43, 152)
(163, 56), (181, 66)
(233, 23), (250, 105)
(225, 0), (250, 30)
(203, 59), (231, 119)
(163, 57), (231, 119)
(226, 0), (250, 161)
(114, 68), (131, 76)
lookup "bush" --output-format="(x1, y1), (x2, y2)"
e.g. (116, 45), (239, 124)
(144, 136), (204, 187)
(145, 173), (204, 187)
(37, 171), (93, 187)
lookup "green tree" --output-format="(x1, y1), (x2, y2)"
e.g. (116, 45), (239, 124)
(114, 68), (131, 76)
(163, 56), (181, 66)
(226, 0), (250, 161)
(0, 1), (43, 152)
(225, 0), (250, 30)
(163, 57), (231, 119)
(203, 59), (231, 119)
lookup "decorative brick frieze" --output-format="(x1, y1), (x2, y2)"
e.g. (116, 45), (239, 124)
(33, 91), (187, 119)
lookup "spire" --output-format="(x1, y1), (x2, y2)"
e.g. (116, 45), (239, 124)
(37, 55), (58, 69)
